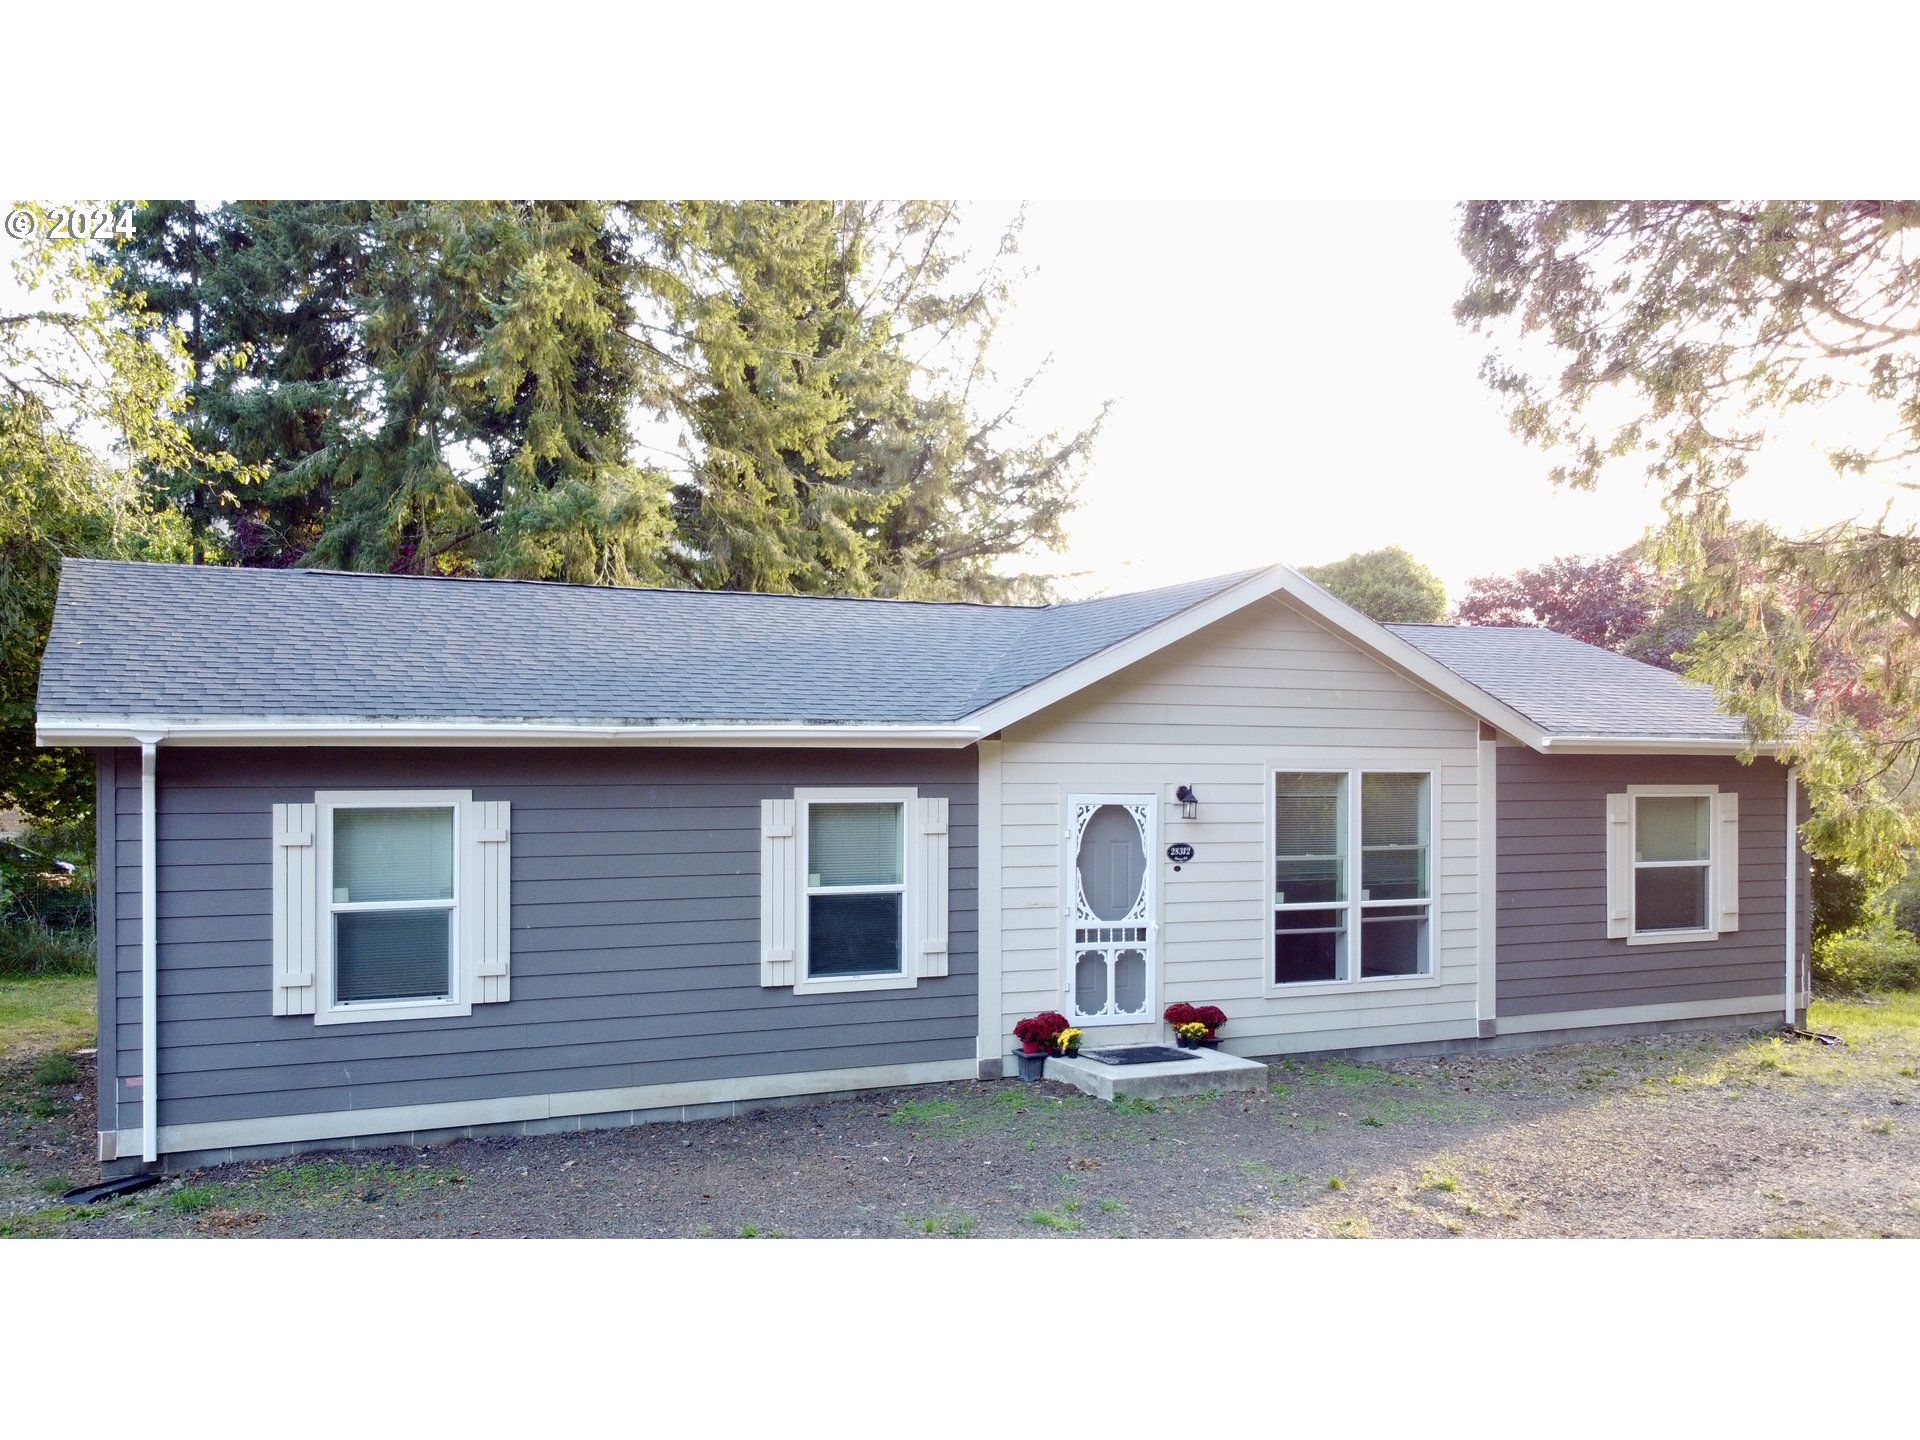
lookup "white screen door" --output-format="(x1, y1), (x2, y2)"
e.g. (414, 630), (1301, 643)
(1065, 795), (1155, 1025)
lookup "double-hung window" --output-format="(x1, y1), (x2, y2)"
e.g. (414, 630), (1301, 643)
(271, 788), (513, 1023)
(328, 803), (459, 1009)
(1272, 769), (1433, 987)
(805, 800), (908, 981)
(759, 786), (949, 994)
(1607, 785), (1739, 943)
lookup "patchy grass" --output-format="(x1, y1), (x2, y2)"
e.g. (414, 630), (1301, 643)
(901, 1211), (978, 1237)
(190, 1158), (467, 1215)
(0, 975), (94, 1060)
(736, 1222), (786, 1238)
(1327, 1213), (1371, 1238)
(1625, 993), (1920, 1098)
(0, 1201), (105, 1238)
(1310, 1059), (1421, 1090)
(1024, 1207), (1080, 1231)
(162, 1184), (219, 1215)
(888, 1084), (1093, 1137)
(31, 1053), (80, 1088)
(1420, 1166), (1461, 1193)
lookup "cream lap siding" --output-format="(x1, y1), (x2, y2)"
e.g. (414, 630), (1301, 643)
(993, 596), (1484, 1059)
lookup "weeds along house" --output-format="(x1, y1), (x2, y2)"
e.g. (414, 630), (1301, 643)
(36, 559), (1812, 1174)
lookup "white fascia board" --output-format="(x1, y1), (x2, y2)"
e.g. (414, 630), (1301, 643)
(36, 717), (982, 749)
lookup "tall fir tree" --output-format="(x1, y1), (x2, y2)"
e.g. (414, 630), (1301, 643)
(105, 199), (1100, 599)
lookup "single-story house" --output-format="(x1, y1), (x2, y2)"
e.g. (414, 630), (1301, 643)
(36, 559), (1811, 1173)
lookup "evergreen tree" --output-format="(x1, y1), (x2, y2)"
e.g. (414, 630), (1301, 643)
(108, 200), (1100, 599)
(2, 209), (239, 820)
(1300, 546), (1447, 623)
(1456, 201), (1920, 881)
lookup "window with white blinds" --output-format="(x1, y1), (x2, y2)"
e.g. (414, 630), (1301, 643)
(806, 802), (906, 979)
(764, 788), (941, 995)
(1273, 768), (1433, 987)
(272, 789), (513, 1023)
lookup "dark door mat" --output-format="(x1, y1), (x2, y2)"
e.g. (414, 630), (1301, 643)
(1081, 1045), (1202, 1066)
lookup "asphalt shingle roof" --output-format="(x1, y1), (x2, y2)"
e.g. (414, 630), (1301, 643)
(37, 559), (1264, 727)
(1386, 623), (1752, 740)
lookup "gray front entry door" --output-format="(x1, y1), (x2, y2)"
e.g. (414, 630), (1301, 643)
(1065, 796), (1155, 1025)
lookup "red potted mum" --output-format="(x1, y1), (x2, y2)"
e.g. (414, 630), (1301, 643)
(1013, 1011), (1070, 1081)
(1165, 1002), (1228, 1048)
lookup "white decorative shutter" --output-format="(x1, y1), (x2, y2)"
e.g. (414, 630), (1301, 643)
(917, 796), (950, 978)
(1605, 793), (1632, 939)
(472, 801), (512, 1004)
(1714, 791), (1740, 933)
(760, 799), (797, 987)
(271, 803), (318, 1016)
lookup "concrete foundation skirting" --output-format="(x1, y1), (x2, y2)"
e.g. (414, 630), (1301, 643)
(105, 1083), (941, 1178)
(1045, 1047), (1269, 1101)
(1250, 1011), (1786, 1067)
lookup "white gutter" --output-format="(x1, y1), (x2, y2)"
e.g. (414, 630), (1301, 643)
(139, 737), (160, 1163)
(1537, 735), (1787, 756)
(1785, 764), (1800, 1026)
(38, 718), (982, 750)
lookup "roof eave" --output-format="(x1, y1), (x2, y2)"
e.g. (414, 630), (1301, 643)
(1535, 734), (1788, 756)
(34, 717), (984, 749)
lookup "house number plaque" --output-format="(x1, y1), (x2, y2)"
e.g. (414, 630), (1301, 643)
(1166, 842), (1195, 864)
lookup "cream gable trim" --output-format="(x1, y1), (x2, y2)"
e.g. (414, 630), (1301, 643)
(961, 567), (1555, 748)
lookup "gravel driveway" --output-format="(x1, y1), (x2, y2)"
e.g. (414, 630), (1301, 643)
(7, 996), (1918, 1239)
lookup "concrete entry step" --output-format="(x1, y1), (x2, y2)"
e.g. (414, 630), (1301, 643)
(1044, 1046), (1268, 1101)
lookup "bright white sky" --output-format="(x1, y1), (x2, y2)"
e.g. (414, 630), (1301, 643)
(973, 200), (1912, 603)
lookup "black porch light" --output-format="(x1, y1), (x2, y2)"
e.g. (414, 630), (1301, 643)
(1175, 784), (1199, 820)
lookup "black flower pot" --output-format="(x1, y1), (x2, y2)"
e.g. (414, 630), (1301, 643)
(1016, 1050), (1048, 1082)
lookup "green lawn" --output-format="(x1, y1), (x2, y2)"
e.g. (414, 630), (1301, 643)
(0, 974), (96, 1060)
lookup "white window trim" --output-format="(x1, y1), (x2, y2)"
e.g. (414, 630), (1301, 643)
(314, 788), (475, 1025)
(1264, 761), (1443, 996)
(793, 786), (919, 996)
(1624, 783), (1721, 946)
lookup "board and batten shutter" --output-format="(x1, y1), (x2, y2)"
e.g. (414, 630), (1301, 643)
(760, 799), (798, 987)
(917, 796), (950, 978)
(1604, 792), (1633, 940)
(271, 803), (318, 1015)
(470, 800), (513, 1004)
(1713, 791), (1740, 933)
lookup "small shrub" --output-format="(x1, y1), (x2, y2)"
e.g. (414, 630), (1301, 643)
(32, 1053), (80, 1087)
(1812, 921), (1920, 995)
(163, 1185), (219, 1215)
(0, 917), (95, 977)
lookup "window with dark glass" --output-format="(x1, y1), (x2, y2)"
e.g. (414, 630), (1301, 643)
(1273, 773), (1347, 983)
(1273, 770), (1431, 985)
(1633, 795), (1711, 933)
(330, 806), (456, 1004)
(805, 802), (905, 978)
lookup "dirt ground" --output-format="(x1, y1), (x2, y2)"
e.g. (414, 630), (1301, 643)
(6, 996), (1919, 1239)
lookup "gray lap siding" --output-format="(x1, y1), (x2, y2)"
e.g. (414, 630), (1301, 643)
(1495, 750), (1807, 1019)
(104, 746), (978, 1133)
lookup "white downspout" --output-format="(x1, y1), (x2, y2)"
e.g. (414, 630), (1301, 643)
(1784, 765), (1800, 1027)
(140, 739), (159, 1163)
